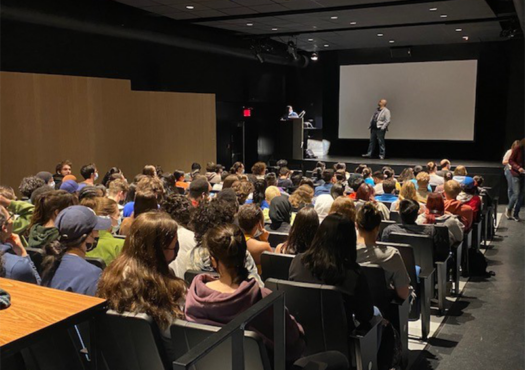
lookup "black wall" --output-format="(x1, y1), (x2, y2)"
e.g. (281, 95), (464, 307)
(287, 41), (525, 162)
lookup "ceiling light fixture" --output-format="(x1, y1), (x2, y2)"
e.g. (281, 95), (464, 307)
(308, 38), (314, 42)
(463, 36), (469, 41)
(185, 5), (194, 9)
(350, 21), (357, 25)
(330, 16), (338, 20)
(247, 23), (253, 26)
(440, 14), (448, 18)
(272, 28), (278, 31)
(455, 28), (462, 32)
(324, 44), (329, 47)
(311, 52), (318, 61)
(429, 7), (437, 11)
(377, 33), (384, 37)
(389, 40), (395, 43)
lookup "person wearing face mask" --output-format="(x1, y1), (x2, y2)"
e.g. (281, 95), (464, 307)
(86, 197), (125, 266)
(0, 205), (41, 284)
(36, 171), (57, 190)
(97, 211), (186, 363)
(27, 190), (79, 249)
(237, 204), (272, 268)
(107, 179), (129, 217)
(80, 163), (99, 186)
(40, 205), (111, 296)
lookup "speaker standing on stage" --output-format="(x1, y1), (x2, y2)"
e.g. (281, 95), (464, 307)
(363, 99), (391, 160)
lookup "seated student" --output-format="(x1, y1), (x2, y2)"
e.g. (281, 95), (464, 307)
(265, 196), (292, 233)
(188, 177), (210, 207)
(436, 159), (452, 177)
(347, 177), (364, 200)
(187, 198), (263, 286)
(314, 194), (334, 223)
(245, 179), (269, 210)
(0, 188), (36, 238)
(398, 167), (415, 185)
(417, 193), (464, 246)
(53, 160), (73, 189)
(237, 204), (272, 266)
(0, 205), (41, 284)
(185, 224), (306, 363)
(390, 181), (425, 213)
(41, 205), (111, 296)
(28, 190), (78, 249)
(311, 162), (326, 186)
(101, 167), (124, 188)
(452, 165), (468, 184)
(80, 163), (99, 186)
(86, 197), (125, 266)
(329, 197), (356, 222)
(119, 191), (158, 236)
(229, 161), (245, 176)
(265, 185), (282, 205)
(356, 203), (410, 301)
(97, 211), (186, 363)
(186, 162), (202, 182)
(265, 172), (279, 188)
(314, 169), (334, 197)
(355, 183), (390, 220)
(334, 162), (350, 179)
(374, 178), (398, 203)
(142, 165), (158, 178)
(248, 162), (267, 183)
(277, 167), (294, 190)
(416, 172), (431, 203)
(457, 177), (482, 222)
(231, 180), (254, 205)
(221, 174), (240, 190)
(276, 207), (319, 255)
(362, 168), (374, 186)
(435, 172), (453, 194)
(19, 176), (45, 202)
(107, 178), (129, 213)
(382, 167), (401, 191)
(60, 179), (79, 194)
(334, 170), (348, 188)
(161, 194), (197, 279)
(205, 162), (222, 185)
(382, 199), (435, 241)
(372, 171), (385, 195)
(289, 213), (374, 329)
(174, 170), (189, 190)
(288, 185), (314, 212)
(299, 178), (315, 192)
(427, 161), (444, 186)
(36, 171), (57, 189)
(444, 180), (473, 231)
(330, 183), (345, 199)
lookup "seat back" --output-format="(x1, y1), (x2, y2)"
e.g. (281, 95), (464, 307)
(265, 278), (349, 358)
(97, 310), (168, 370)
(430, 184), (437, 192)
(26, 247), (46, 275)
(184, 269), (219, 286)
(267, 232), (288, 249)
(260, 251), (294, 281)
(377, 241), (417, 294)
(176, 187), (185, 195)
(86, 257), (107, 270)
(389, 232), (434, 273)
(170, 319), (271, 370)
(390, 211), (401, 223)
(378, 220), (396, 238)
(360, 265), (390, 315)
(380, 201), (393, 210)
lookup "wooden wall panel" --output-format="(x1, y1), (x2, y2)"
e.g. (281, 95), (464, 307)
(0, 72), (216, 191)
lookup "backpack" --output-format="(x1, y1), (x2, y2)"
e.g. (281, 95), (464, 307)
(466, 249), (495, 277)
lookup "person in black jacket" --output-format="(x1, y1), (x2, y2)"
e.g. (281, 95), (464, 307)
(289, 213), (374, 329)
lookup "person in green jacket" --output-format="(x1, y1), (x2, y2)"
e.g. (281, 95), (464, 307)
(0, 189), (35, 238)
(27, 190), (78, 249)
(86, 197), (124, 267)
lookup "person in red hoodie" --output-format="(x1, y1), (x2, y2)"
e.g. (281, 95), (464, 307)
(185, 223), (306, 364)
(444, 180), (473, 231)
(506, 138), (525, 221)
(457, 177), (482, 222)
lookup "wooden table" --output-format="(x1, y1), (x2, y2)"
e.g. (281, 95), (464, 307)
(0, 278), (107, 365)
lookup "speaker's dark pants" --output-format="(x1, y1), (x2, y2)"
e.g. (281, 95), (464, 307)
(367, 128), (386, 157)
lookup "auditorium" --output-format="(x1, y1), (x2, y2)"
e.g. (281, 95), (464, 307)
(0, 0), (524, 369)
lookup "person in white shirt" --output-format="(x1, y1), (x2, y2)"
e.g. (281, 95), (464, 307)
(503, 140), (521, 203)
(427, 161), (444, 187)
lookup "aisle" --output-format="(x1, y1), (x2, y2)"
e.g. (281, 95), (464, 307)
(411, 207), (525, 369)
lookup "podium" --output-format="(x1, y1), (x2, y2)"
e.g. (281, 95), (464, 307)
(279, 118), (304, 160)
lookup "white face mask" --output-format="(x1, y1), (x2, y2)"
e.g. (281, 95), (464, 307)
(111, 217), (121, 235)
(94, 172), (99, 181)
(48, 181), (55, 189)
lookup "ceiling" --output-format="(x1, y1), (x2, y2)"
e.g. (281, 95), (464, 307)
(112, 0), (514, 51)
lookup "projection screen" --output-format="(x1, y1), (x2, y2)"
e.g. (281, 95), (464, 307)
(338, 60), (478, 141)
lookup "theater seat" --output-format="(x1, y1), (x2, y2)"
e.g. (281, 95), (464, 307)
(267, 232), (288, 249)
(260, 251), (294, 281)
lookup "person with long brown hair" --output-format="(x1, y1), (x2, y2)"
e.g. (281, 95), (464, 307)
(329, 197), (357, 222)
(288, 184), (314, 211)
(97, 211), (186, 360)
(27, 190), (78, 249)
(275, 207), (319, 255)
(354, 183), (390, 220)
(185, 224), (305, 364)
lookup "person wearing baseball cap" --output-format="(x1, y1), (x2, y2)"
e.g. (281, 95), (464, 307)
(457, 176), (482, 222)
(41, 205), (111, 296)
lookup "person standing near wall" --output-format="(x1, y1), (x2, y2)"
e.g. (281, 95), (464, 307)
(502, 140), (520, 204)
(362, 99), (391, 160)
(506, 138), (525, 221)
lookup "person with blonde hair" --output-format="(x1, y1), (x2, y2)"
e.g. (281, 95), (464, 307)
(390, 181), (424, 212)
(427, 161), (444, 186)
(452, 165), (468, 184)
(289, 185), (314, 211)
(329, 197), (357, 222)
(416, 172), (431, 203)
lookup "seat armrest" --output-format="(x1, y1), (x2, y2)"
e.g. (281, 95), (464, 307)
(419, 268), (435, 280)
(350, 315), (382, 338)
(435, 254), (451, 265)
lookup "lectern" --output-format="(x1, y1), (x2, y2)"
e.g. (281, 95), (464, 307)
(278, 118), (304, 160)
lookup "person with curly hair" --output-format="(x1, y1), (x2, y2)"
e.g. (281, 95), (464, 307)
(19, 176), (45, 201)
(187, 198), (263, 286)
(245, 179), (269, 209)
(53, 160), (73, 189)
(289, 185), (314, 211)
(161, 194), (197, 279)
(231, 180), (254, 205)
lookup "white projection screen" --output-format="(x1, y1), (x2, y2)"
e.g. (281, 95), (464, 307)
(338, 60), (478, 141)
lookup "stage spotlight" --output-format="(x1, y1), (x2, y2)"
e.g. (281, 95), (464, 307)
(287, 41), (300, 61)
(250, 44), (265, 63)
(311, 52), (318, 61)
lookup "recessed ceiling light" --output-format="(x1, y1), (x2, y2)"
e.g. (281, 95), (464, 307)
(313, 26), (317, 29)
(185, 5), (194, 9)
(440, 14), (448, 18)
(350, 21), (357, 25)
(463, 36), (469, 41)
(247, 23), (253, 26)
(429, 7), (437, 11)
(324, 44), (329, 47)
(330, 16), (338, 20)
(311, 53), (318, 61)
(377, 33), (384, 37)
(455, 28), (462, 32)
(389, 40), (395, 43)
(308, 38), (314, 42)
(272, 28), (278, 31)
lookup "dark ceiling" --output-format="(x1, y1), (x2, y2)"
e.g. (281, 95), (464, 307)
(113, 0), (521, 51)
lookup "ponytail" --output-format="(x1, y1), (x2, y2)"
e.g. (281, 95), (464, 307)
(41, 237), (85, 286)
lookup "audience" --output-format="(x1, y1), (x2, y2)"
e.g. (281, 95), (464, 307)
(374, 178), (398, 203)
(452, 165), (468, 184)
(205, 162), (222, 184)
(0, 189), (35, 237)
(231, 180), (254, 205)
(229, 161), (244, 176)
(289, 185), (314, 211)
(372, 171), (385, 195)
(356, 203), (410, 300)
(60, 179), (79, 194)
(188, 177), (210, 207)
(330, 183), (345, 199)
(19, 176), (45, 202)
(53, 160), (73, 189)
(427, 161), (444, 186)
(289, 213), (374, 330)
(246, 179), (269, 209)
(444, 180), (473, 230)
(416, 172), (431, 203)
(265, 185), (282, 205)
(276, 207), (319, 255)
(314, 169), (334, 196)
(248, 162), (267, 182)
(398, 168), (415, 184)
(185, 224), (305, 363)
(329, 197), (356, 222)
(437, 159), (452, 177)
(277, 167), (294, 190)
(355, 183), (390, 220)
(41, 205), (111, 296)
(237, 204), (272, 266)
(174, 170), (189, 190)
(107, 179), (129, 212)
(80, 163), (99, 186)
(457, 177), (482, 222)
(0, 205), (41, 284)
(266, 196), (292, 233)
(119, 191), (158, 236)
(390, 181), (422, 212)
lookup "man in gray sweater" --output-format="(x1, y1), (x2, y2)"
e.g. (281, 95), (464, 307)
(363, 99), (391, 160)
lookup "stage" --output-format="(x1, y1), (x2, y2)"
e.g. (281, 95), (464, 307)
(281, 155), (507, 203)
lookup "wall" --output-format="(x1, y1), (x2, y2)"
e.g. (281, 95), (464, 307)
(0, 72), (216, 190)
